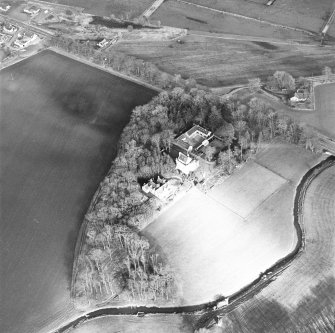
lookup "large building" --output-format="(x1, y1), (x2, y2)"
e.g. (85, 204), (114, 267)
(172, 125), (213, 175)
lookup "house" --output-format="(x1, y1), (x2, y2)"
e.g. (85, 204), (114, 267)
(142, 176), (177, 202)
(23, 6), (40, 15)
(3, 23), (18, 34)
(172, 125), (213, 174)
(14, 32), (38, 48)
(290, 88), (308, 103)
(0, 4), (11, 12)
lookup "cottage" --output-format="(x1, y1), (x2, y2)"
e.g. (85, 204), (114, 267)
(142, 176), (177, 202)
(290, 88), (308, 103)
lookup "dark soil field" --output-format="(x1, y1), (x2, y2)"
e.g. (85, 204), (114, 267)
(186, 0), (335, 36)
(151, 0), (313, 40)
(116, 34), (335, 87)
(38, 0), (152, 17)
(0, 50), (156, 333)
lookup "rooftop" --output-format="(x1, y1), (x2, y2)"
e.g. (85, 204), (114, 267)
(174, 125), (212, 152)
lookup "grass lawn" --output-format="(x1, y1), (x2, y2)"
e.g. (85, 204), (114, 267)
(38, 0), (152, 17)
(186, 0), (334, 35)
(116, 34), (335, 87)
(144, 144), (321, 304)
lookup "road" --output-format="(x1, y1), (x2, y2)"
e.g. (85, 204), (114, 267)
(141, 0), (165, 18)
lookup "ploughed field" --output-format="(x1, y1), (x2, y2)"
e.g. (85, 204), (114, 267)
(144, 144), (322, 304)
(0, 50), (156, 333)
(116, 35), (335, 87)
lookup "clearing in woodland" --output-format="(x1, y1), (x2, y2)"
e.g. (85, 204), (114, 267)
(144, 144), (322, 304)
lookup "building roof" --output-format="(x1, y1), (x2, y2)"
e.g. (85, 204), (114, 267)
(177, 152), (193, 165)
(174, 125), (212, 152)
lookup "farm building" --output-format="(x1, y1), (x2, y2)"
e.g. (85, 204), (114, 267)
(142, 176), (177, 201)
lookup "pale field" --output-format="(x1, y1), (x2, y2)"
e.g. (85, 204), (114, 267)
(144, 145), (321, 304)
(208, 161), (287, 218)
(255, 143), (321, 181)
(216, 163), (335, 333)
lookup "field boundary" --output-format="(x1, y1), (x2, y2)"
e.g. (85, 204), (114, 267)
(49, 47), (163, 92)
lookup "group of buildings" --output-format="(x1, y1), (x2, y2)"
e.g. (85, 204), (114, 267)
(142, 125), (216, 202)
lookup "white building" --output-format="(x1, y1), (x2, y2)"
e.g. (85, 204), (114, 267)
(175, 152), (199, 175)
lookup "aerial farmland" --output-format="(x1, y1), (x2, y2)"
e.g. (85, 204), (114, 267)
(1, 0), (334, 333)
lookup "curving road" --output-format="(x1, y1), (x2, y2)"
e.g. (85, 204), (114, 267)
(52, 156), (335, 333)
